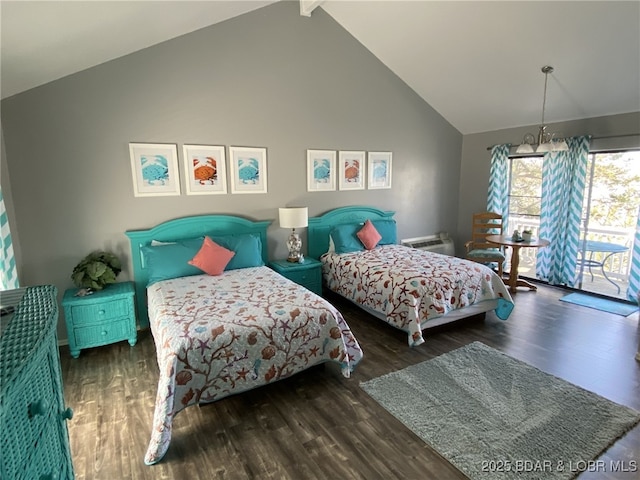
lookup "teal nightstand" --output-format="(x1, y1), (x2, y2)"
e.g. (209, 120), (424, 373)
(270, 258), (323, 296)
(62, 281), (137, 358)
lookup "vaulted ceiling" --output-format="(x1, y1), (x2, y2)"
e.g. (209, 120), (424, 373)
(2, 1), (638, 135)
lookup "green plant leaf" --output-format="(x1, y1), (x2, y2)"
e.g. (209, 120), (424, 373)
(71, 271), (85, 286)
(71, 250), (122, 289)
(86, 262), (107, 280)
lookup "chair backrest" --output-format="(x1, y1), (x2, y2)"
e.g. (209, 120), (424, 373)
(470, 212), (503, 250)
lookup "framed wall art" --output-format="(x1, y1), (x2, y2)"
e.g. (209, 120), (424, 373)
(338, 150), (366, 190)
(229, 146), (268, 194)
(307, 149), (336, 192)
(129, 143), (180, 197)
(182, 144), (227, 195)
(368, 151), (392, 189)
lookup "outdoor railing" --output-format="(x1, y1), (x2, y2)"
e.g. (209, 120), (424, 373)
(506, 216), (634, 282)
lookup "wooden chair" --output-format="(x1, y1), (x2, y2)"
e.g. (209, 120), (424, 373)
(464, 212), (506, 277)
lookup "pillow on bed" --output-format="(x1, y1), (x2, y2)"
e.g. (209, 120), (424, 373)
(189, 236), (235, 276)
(210, 234), (265, 270)
(357, 220), (382, 250)
(372, 219), (397, 245)
(142, 237), (204, 286)
(330, 224), (364, 254)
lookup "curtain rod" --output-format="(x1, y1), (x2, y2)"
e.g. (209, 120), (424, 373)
(485, 133), (640, 151)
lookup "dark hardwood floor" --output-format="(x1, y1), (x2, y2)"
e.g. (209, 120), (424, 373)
(59, 284), (640, 479)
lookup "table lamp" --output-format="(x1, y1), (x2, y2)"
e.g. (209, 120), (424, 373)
(278, 207), (308, 262)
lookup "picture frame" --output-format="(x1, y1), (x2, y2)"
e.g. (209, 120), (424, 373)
(338, 150), (366, 190)
(368, 151), (392, 189)
(229, 146), (268, 194)
(182, 144), (227, 195)
(129, 143), (180, 197)
(307, 149), (336, 192)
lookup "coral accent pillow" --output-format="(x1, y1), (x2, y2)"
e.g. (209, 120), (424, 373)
(188, 236), (235, 276)
(357, 220), (382, 250)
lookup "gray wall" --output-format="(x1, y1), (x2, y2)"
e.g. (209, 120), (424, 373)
(457, 111), (640, 254)
(1, 2), (462, 340)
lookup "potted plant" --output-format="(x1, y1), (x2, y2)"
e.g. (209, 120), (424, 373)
(71, 251), (122, 291)
(522, 229), (533, 242)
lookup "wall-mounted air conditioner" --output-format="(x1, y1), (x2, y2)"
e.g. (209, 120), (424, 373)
(401, 232), (455, 256)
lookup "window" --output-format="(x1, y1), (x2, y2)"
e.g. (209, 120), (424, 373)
(507, 155), (543, 235)
(505, 155), (543, 279)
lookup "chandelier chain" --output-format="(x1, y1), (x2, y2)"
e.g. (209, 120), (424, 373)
(515, 65), (568, 154)
(541, 69), (548, 126)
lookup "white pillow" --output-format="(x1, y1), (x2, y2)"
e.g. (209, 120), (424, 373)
(151, 239), (174, 246)
(327, 236), (335, 253)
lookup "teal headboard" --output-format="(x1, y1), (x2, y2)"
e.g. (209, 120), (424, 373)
(125, 214), (271, 328)
(307, 205), (395, 260)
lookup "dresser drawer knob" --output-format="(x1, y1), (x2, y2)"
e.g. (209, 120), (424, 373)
(98, 309), (106, 315)
(101, 330), (108, 336)
(28, 399), (47, 418)
(61, 407), (74, 420)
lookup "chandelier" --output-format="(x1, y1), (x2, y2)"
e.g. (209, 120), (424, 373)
(516, 66), (569, 154)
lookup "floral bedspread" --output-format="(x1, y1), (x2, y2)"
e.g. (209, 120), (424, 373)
(144, 266), (363, 465)
(321, 245), (514, 347)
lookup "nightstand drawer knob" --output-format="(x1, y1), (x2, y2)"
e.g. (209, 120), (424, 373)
(101, 330), (108, 336)
(98, 309), (106, 315)
(61, 407), (74, 420)
(28, 399), (47, 418)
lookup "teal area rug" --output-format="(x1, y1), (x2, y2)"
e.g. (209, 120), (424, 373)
(360, 342), (640, 480)
(560, 292), (639, 316)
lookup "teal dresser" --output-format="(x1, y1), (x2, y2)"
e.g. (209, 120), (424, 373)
(62, 281), (137, 358)
(270, 258), (323, 296)
(0, 285), (75, 480)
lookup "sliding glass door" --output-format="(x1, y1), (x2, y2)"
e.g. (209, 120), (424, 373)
(575, 151), (639, 299)
(507, 150), (639, 300)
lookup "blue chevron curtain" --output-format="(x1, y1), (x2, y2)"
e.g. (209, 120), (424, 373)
(487, 144), (510, 223)
(536, 136), (591, 286)
(627, 205), (640, 303)
(1, 189), (19, 290)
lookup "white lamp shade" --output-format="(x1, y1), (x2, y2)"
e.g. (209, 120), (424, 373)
(516, 143), (534, 154)
(536, 142), (553, 153)
(553, 139), (569, 151)
(279, 207), (308, 229)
